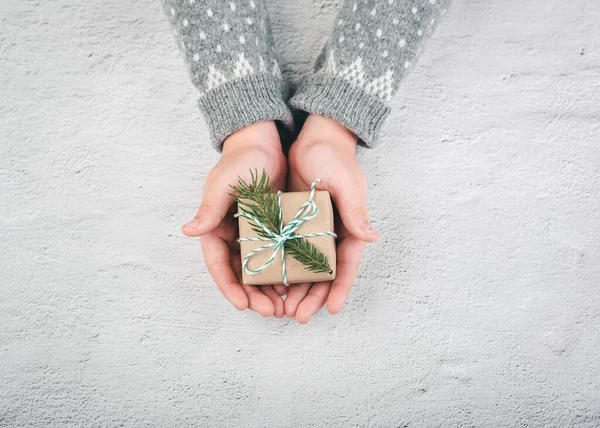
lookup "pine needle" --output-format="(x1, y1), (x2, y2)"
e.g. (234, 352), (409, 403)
(286, 238), (333, 274)
(229, 169), (280, 239)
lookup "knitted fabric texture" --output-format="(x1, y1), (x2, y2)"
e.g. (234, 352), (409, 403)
(164, 0), (450, 148)
(163, 0), (291, 149)
(290, 0), (450, 146)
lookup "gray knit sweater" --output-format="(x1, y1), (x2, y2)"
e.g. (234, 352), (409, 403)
(163, 0), (450, 149)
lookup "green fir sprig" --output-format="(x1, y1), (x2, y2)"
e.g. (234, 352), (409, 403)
(230, 170), (333, 275)
(285, 235), (333, 274)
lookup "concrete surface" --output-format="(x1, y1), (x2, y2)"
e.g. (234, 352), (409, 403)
(1, 0), (600, 426)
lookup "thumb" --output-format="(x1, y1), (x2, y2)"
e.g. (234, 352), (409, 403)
(329, 178), (379, 242)
(182, 183), (234, 237)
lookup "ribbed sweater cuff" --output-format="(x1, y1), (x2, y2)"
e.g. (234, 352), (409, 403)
(199, 74), (293, 151)
(289, 75), (390, 147)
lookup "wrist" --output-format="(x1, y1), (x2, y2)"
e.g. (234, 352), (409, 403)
(295, 114), (358, 154)
(222, 121), (282, 157)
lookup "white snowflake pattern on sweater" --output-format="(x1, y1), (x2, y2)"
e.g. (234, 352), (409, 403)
(321, 50), (395, 102)
(205, 53), (282, 91)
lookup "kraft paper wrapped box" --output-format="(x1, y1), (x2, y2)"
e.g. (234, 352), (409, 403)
(237, 189), (337, 286)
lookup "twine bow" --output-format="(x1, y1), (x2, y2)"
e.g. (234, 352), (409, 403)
(235, 179), (337, 286)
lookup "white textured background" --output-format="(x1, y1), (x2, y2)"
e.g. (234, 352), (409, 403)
(2, 0), (600, 426)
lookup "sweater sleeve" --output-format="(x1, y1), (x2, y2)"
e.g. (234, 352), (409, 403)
(289, 0), (451, 147)
(163, 0), (292, 150)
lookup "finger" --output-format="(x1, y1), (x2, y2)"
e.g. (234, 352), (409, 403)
(273, 284), (287, 296)
(284, 283), (311, 317)
(327, 233), (364, 314)
(295, 282), (331, 324)
(259, 285), (285, 318)
(328, 176), (379, 243)
(200, 233), (248, 311)
(183, 176), (235, 237)
(241, 282), (275, 317)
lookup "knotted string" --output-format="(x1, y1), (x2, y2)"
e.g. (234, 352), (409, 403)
(235, 179), (336, 286)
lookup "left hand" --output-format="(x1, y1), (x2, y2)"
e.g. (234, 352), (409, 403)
(285, 114), (380, 323)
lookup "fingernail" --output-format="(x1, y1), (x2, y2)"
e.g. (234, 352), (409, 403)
(364, 224), (378, 235)
(185, 220), (200, 229)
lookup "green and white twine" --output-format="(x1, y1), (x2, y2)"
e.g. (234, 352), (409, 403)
(235, 179), (337, 286)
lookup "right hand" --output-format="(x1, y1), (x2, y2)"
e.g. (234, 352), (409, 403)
(182, 121), (287, 317)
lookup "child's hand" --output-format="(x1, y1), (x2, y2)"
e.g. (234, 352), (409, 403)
(182, 121), (287, 318)
(285, 114), (380, 323)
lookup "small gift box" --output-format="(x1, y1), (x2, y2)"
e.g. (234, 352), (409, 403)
(232, 172), (337, 286)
